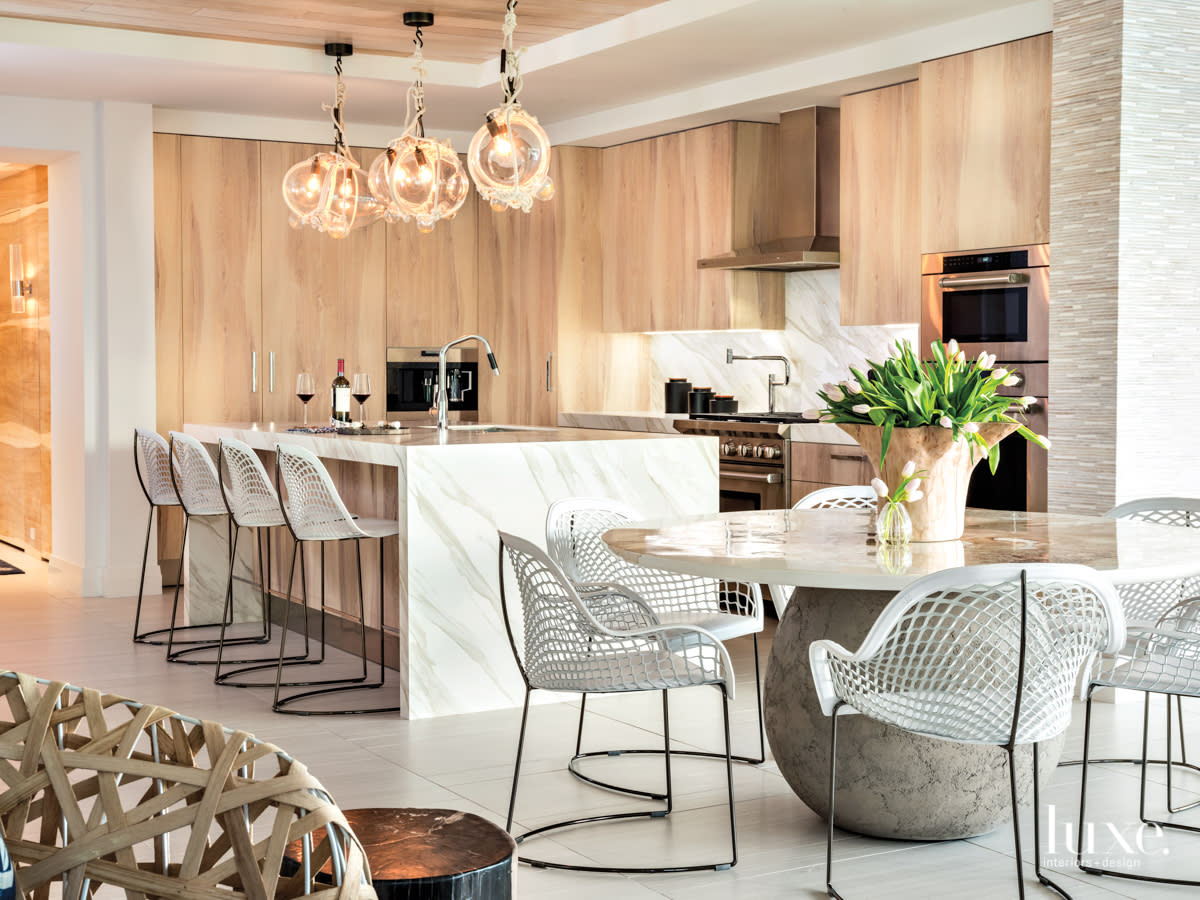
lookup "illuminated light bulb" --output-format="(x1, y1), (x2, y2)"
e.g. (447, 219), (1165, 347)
(468, 107), (552, 213)
(368, 136), (468, 231)
(282, 151), (384, 236)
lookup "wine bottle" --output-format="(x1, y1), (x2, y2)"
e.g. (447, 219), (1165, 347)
(330, 358), (351, 424)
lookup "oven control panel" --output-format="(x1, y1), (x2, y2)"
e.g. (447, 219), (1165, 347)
(720, 437), (785, 463)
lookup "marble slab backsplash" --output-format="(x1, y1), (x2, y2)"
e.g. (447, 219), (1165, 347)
(647, 269), (918, 414)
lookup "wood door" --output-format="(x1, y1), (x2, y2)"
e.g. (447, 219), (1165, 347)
(840, 81), (921, 325)
(180, 136), (263, 423)
(384, 159), (478, 349)
(477, 174), (558, 427)
(601, 135), (656, 332)
(919, 34), (1051, 253)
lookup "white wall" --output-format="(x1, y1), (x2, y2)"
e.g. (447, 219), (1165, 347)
(0, 97), (157, 597)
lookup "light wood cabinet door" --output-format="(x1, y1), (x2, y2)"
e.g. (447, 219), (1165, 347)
(602, 122), (783, 332)
(919, 34), (1051, 253)
(384, 163), (478, 349)
(258, 142), (387, 424)
(180, 136), (263, 423)
(840, 81), (921, 325)
(790, 442), (874, 486)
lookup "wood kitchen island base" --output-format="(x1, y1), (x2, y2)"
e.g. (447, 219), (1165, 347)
(182, 422), (718, 718)
(765, 585), (1062, 841)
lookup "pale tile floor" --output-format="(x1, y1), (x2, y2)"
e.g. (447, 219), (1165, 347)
(1, 548), (1197, 898)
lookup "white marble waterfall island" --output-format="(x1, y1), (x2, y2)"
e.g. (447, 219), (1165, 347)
(182, 422), (718, 718)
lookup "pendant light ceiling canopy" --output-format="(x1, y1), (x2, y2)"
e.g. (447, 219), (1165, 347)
(368, 12), (470, 233)
(468, 0), (554, 212)
(282, 43), (384, 239)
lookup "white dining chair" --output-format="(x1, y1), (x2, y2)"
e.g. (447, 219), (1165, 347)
(498, 530), (738, 873)
(769, 485), (877, 617)
(1078, 597), (1200, 886)
(810, 563), (1124, 900)
(546, 497), (765, 787)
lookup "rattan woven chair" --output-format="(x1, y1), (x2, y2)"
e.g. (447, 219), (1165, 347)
(545, 497), (765, 790)
(1078, 597), (1200, 886)
(272, 443), (401, 716)
(0, 670), (377, 900)
(810, 564), (1124, 900)
(768, 485), (876, 617)
(498, 531), (738, 873)
(164, 432), (270, 664)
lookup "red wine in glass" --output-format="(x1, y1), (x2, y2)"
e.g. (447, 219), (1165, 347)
(352, 373), (371, 424)
(296, 372), (315, 425)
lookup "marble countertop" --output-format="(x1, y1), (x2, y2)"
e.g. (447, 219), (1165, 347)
(558, 411), (857, 444)
(603, 508), (1200, 590)
(184, 421), (705, 465)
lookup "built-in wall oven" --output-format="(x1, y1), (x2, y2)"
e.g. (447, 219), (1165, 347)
(921, 244), (1049, 512)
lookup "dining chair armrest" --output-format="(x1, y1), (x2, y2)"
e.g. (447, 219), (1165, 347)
(606, 622), (736, 699)
(809, 638), (858, 717)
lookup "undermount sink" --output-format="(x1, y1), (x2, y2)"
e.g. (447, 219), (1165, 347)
(416, 424), (554, 433)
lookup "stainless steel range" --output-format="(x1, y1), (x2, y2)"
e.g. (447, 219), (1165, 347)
(675, 415), (806, 512)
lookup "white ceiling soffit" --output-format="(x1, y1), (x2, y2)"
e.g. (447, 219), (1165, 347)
(0, 0), (1051, 148)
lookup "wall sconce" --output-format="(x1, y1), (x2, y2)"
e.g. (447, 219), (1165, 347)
(9, 244), (32, 314)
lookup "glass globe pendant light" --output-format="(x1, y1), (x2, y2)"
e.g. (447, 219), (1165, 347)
(282, 44), (384, 239)
(467, 0), (554, 212)
(368, 13), (469, 233)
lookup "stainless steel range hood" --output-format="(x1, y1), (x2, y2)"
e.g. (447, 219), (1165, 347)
(697, 107), (840, 272)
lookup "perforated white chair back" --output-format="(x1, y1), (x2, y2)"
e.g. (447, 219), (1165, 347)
(218, 438), (285, 528)
(499, 531), (732, 696)
(275, 443), (368, 541)
(545, 497), (760, 624)
(810, 564), (1125, 746)
(1105, 497), (1200, 626)
(168, 432), (226, 516)
(134, 428), (179, 507)
(792, 484), (877, 511)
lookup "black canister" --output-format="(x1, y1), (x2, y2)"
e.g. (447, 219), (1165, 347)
(710, 394), (738, 414)
(664, 377), (692, 413)
(688, 387), (714, 415)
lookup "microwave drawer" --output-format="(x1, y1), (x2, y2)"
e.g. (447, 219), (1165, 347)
(790, 442), (873, 486)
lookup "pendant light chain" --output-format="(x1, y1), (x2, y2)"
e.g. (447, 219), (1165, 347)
(499, 0), (523, 108)
(322, 54), (358, 165)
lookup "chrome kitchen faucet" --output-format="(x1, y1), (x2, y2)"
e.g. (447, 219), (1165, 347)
(726, 349), (791, 413)
(438, 334), (500, 431)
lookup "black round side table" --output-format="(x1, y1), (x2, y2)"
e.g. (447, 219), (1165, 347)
(284, 807), (516, 900)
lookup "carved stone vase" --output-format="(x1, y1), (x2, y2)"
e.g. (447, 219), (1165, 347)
(838, 422), (1018, 542)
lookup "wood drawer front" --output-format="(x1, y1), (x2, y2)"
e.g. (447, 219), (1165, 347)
(790, 442), (874, 485)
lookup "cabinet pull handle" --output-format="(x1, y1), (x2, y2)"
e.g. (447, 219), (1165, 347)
(546, 352), (554, 392)
(830, 452), (864, 462)
(938, 273), (1030, 288)
(269, 352), (275, 393)
(251, 351), (257, 393)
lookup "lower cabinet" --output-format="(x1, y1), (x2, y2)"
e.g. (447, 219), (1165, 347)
(790, 441), (874, 504)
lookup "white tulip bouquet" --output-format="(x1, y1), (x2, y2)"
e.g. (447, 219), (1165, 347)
(807, 339), (1050, 472)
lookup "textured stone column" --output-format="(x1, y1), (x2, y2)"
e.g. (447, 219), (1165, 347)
(1050, 0), (1200, 513)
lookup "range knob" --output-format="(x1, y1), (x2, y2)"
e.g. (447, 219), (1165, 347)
(760, 446), (782, 460)
(720, 441), (737, 455)
(737, 443), (753, 457)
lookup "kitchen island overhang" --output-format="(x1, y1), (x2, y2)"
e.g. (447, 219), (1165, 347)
(181, 422), (718, 718)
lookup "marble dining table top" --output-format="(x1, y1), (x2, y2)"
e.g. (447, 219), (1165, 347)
(602, 508), (1200, 590)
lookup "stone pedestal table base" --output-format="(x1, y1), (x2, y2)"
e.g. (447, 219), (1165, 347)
(764, 585), (1063, 840)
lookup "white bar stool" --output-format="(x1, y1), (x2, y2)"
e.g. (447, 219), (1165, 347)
(272, 442), (402, 715)
(132, 428), (184, 645)
(164, 432), (270, 663)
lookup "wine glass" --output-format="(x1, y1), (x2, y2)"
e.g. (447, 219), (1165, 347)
(352, 373), (371, 424)
(295, 373), (315, 425)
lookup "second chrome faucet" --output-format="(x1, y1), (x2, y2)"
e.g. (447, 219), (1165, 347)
(726, 348), (791, 413)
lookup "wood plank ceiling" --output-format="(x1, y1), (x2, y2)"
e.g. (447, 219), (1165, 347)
(0, 1), (663, 61)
